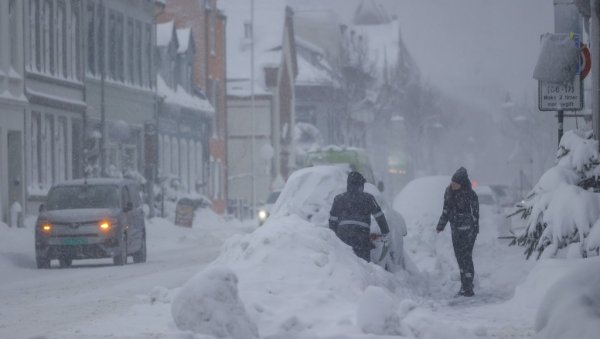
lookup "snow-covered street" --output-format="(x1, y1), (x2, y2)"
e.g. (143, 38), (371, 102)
(0, 212), (252, 339)
(1, 187), (598, 338)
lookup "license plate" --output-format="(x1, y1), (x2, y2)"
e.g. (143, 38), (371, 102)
(62, 238), (87, 246)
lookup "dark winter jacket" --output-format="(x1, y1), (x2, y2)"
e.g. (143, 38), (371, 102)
(329, 175), (390, 235)
(437, 168), (479, 233)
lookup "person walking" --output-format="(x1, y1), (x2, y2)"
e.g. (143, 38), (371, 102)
(436, 167), (479, 297)
(329, 171), (390, 262)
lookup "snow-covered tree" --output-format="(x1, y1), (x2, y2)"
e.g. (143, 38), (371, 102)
(512, 130), (600, 259)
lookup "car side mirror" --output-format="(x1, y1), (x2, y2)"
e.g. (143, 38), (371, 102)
(39, 204), (45, 213)
(377, 181), (385, 192)
(124, 201), (133, 212)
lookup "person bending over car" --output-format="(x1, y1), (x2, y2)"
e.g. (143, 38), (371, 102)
(329, 171), (390, 262)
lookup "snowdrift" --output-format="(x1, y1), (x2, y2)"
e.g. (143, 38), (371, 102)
(534, 257), (600, 339)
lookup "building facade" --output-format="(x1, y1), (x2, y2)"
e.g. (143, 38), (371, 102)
(158, 0), (228, 214)
(156, 20), (214, 196)
(0, 0), (27, 224)
(83, 0), (156, 182)
(23, 0), (86, 214)
(222, 1), (298, 218)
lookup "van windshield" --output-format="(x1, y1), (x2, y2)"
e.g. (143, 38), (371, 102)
(46, 185), (120, 210)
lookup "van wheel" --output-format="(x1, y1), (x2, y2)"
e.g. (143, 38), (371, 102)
(132, 232), (146, 264)
(113, 233), (127, 266)
(59, 258), (72, 268)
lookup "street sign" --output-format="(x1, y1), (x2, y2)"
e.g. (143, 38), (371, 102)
(538, 32), (584, 111)
(539, 75), (583, 111)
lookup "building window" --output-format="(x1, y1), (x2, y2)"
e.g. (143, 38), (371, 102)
(71, 0), (81, 80)
(30, 112), (42, 189)
(29, 0), (39, 70)
(116, 14), (124, 82)
(108, 11), (116, 79)
(86, 2), (95, 75)
(43, 115), (55, 185)
(195, 141), (203, 190)
(136, 21), (142, 85)
(127, 18), (134, 83)
(145, 24), (152, 88)
(57, 0), (67, 78)
(171, 137), (179, 176)
(43, 0), (54, 74)
(209, 13), (216, 55)
(9, 0), (18, 71)
(56, 117), (68, 182)
(181, 140), (189, 190)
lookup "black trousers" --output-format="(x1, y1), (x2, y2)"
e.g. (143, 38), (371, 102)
(451, 228), (477, 291)
(336, 225), (373, 262)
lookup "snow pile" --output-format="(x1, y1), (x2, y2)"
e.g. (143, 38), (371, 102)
(171, 267), (258, 339)
(534, 257), (600, 339)
(514, 130), (600, 259)
(204, 215), (407, 337)
(356, 286), (403, 335)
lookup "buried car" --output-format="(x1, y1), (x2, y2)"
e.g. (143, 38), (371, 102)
(269, 165), (407, 271)
(35, 178), (146, 268)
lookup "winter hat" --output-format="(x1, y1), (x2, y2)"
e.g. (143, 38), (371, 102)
(347, 171), (366, 187)
(451, 167), (470, 187)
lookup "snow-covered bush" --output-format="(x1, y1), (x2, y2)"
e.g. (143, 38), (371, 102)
(534, 257), (600, 339)
(513, 130), (600, 259)
(171, 267), (259, 339)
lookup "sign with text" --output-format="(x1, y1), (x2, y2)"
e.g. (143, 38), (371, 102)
(538, 75), (583, 111)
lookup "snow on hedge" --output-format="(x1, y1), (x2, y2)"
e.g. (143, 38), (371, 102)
(534, 257), (600, 339)
(514, 130), (600, 258)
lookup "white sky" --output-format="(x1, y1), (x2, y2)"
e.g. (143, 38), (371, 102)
(290, 0), (554, 109)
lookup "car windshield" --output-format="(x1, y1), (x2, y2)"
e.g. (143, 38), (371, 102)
(266, 191), (281, 204)
(46, 185), (120, 210)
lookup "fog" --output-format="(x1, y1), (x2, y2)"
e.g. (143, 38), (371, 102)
(290, 0), (557, 194)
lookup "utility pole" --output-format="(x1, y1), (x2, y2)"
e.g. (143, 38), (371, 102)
(554, 0), (582, 145)
(592, 0), (600, 151)
(99, 0), (107, 177)
(250, 0), (256, 220)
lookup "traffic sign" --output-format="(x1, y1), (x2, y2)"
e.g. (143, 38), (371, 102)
(539, 76), (583, 111)
(538, 33), (584, 111)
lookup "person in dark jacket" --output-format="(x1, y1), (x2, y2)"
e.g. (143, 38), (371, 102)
(437, 167), (479, 297)
(329, 171), (390, 262)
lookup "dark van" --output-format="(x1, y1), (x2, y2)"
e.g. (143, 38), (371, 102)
(35, 179), (146, 268)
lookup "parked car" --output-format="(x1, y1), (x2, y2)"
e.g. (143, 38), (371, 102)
(35, 178), (147, 268)
(257, 190), (281, 226)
